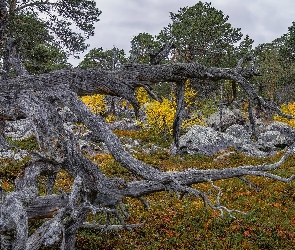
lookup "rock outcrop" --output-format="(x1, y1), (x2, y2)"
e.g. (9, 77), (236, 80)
(108, 118), (141, 131)
(205, 108), (246, 131)
(172, 121), (295, 158)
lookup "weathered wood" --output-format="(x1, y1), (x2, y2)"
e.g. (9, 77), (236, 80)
(26, 194), (69, 220)
(173, 81), (185, 149)
(1, 56), (295, 249)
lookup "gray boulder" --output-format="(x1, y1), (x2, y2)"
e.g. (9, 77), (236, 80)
(108, 118), (141, 130)
(257, 121), (295, 150)
(173, 120), (295, 158)
(262, 122), (295, 145)
(177, 125), (232, 155)
(5, 119), (34, 140)
(206, 108), (246, 131)
(225, 124), (252, 142)
(175, 125), (268, 157)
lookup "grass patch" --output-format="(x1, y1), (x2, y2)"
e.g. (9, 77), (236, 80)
(114, 129), (173, 148)
(73, 147), (295, 250)
(3, 129), (295, 249)
(0, 157), (31, 192)
(7, 135), (39, 151)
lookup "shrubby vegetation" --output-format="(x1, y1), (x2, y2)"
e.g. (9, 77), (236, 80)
(76, 149), (295, 249)
(80, 94), (107, 116)
(2, 134), (295, 249)
(1, 1), (295, 249)
(275, 102), (295, 128)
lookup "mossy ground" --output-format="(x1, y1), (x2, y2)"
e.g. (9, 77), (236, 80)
(2, 130), (295, 249)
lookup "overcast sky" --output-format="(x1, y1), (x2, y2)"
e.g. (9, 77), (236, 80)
(70, 0), (295, 65)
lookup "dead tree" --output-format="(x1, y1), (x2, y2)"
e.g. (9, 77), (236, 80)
(1, 58), (295, 249)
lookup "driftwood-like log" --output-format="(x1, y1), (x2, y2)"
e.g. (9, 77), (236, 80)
(1, 59), (295, 249)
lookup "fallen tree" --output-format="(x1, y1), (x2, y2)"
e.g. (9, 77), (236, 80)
(1, 56), (295, 249)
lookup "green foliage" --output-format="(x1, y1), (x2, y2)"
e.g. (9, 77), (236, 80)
(114, 129), (171, 148)
(7, 135), (39, 151)
(24, 43), (71, 74)
(73, 146), (295, 249)
(129, 32), (161, 63)
(254, 22), (295, 104)
(17, 0), (101, 54)
(158, 1), (246, 67)
(254, 41), (286, 102)
(152, 82), (172, 98)
(274, 101), (295, 127)
(1, 0), (101, 76)
(7, 12), (52, 52)
(79, 47), (127, 70)
(279, 21), (295, 63)
(197, 98), (218, 118)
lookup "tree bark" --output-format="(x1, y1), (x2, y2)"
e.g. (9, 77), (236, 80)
(173, 81), (185, 149)
(1, 59), (295, 249)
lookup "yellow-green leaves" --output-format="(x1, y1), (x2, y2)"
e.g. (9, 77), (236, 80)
(80, 94), (107, 115)
(274, 102), (295, 127)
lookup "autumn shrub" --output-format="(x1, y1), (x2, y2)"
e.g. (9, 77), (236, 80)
(274, 101), (295, 127)
(145, 98), (176, 136)
(3, 126), (295, 249)
(79, 81), (208, 137)
(0, 157), (31, 192)
(73, 149), (295, 250)
(6, 135), (39, 151)
(136, 81), (206, 138)
(80, 94), (107, 116)
(0, 136), (38, 192)
(80, 94), (135, 122)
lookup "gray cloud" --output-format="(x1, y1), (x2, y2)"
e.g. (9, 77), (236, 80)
(70, 0), (295, 65)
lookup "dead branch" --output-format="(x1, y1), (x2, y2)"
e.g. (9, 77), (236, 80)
(1, 58), (295, 249)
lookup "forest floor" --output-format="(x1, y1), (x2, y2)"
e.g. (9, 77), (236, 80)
(2, 128), (295, 249)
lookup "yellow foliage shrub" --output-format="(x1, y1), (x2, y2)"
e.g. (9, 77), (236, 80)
(136, 82), (205, 137)
(77, 83), (205, 135)
(182, 113), (206, 130)
(184, 79), (198, 109)
(145, 98), (176, 135)
(274, 102), (295, 128)
(105, 114), (117, 123)
(136, 87), (150, 106)
(80, 94), (107, 115)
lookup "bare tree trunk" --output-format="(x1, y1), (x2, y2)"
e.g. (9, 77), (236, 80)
(3, 38), (29, 78)
(0, 57), (295, 249)
(248, 98), (258, 140)
(0, 2), (28, 79)
(0, 118), (8, 149)
(173, 80), (185, 149)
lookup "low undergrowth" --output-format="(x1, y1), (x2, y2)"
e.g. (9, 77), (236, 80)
(78, 149), (295, 249)
(7, 135), (39, 151)
(79, 130), (295, 249)
(2, 130), (295, 249)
